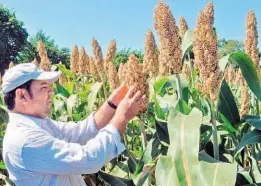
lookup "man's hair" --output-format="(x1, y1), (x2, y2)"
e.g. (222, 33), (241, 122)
(4, 80), (33, 110)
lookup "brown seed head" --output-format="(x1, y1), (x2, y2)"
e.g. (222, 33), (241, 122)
(194, 11), (218, 79)
(235, 69), (242, 86)
(180, 16), (188, 39)
(125, 54), (149, 107)
(143, 30), (159, 77)
(92, 38), (105, 81)
(84, 54), (90, 75)
(79, 47), (88, 75)
(245, 10), (260, 77)
(205, 71), (222, 101)
(182, 63), (191, 80)
(227, 64), (236, 84)
(240, 84), (250, 117)
(194, 8), (221, 102)
(104, 40), (117, 74)
(89, 56), (100, 81)
(108, 61), (120, 91)
(118, 63), (126, 82)
(204, 2), (214, 25)
(38, 40), (51, 71)
(154, 1), (182, 74)
(70, 45), (79, 73)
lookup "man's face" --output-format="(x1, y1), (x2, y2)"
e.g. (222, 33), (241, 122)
(25, 80), (54, 118)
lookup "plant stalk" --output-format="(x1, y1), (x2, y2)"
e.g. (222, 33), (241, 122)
(210, 102), (219, 160)
(188, 53), (194, 88)
(140, 114), (147, 150)
(255, 98), (259, 116)
(175, 74), (184, 113)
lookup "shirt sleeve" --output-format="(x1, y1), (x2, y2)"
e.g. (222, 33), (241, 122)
(50, 112), (99, 145)
(21, 124), (126, 175)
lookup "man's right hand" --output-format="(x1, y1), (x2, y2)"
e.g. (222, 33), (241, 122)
(110, 86), (146, 135)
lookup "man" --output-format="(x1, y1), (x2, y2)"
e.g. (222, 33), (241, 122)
(1, 63), (146, 186)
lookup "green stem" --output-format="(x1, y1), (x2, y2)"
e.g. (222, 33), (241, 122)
(210, 102), (219, 160)
(102, 83), (107, 100)
(256, 98), (259, 116)
(188, 53), (194, 88)
(140, 114), (147, 150)
(175, 74), (184, 113)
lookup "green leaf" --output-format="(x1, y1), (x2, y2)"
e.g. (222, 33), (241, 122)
(154, 77), (169, 95)
(66, 81), (74, 94)
(241, 115), (261, 130)
(235, 129), (261, 155)
(155, 108), (237, 185)
(98, 171), (135, 186)
(229, 51), (261, 100)
(198, 150), (219, 163)
(155, 119), (169, 145)
(72, 113), (82, 121)
(55, 81), (70, 98)
(175, 99), (191, 115)
(57, 63), (73, 77)
(249, 156), (261, 183)
(236, 172), (253, 185)
(67, 94), (78, 117)
(0, 162), (6, 169)
(217, 79), (240, 126)
(155, 156), (179, 186)
(0, 106), (9, 123)
(153, 95), (167, 121)
(181, 29), (194, 63)
(86, 82), (103, 113)
(219, 113), (238, 134)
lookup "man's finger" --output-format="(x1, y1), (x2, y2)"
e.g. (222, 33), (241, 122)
(126, 86), (136, 98)
(131, 91), (142, 102)
(115, 83), (125, 93)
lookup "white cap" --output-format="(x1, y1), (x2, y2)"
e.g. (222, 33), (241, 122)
(1, 63), (61, 94)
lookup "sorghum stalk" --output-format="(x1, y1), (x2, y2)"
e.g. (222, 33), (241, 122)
(194, 2), (221, 160)
(154, 1), (182, 75)
(154, 1), (184, 114)
(143, 29), (159, 78)
(108, 61), (120, 91)
(79, 47), (88, 75)
(180, 16), (188, 40)
(125, 54), (149, 149)
(245, 10), (260, 116)
(104, 40), (117, 75)
(70, 45), (79, 73)
(38, 40), (51, 71)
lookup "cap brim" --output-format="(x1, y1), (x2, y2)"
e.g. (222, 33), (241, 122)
(34, 71), (62, 82)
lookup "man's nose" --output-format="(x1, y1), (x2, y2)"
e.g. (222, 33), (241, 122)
(48, 87), (54, 95)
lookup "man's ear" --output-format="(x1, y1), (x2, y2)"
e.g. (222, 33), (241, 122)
(15, 89), (26, 101)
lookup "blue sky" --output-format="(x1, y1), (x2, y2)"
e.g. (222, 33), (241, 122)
(1, 0), (261, 55)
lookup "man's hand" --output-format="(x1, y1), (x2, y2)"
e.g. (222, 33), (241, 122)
(94, 84), (129, 130)
(110, 86), (146, 135)
(108, 84), (129, 106)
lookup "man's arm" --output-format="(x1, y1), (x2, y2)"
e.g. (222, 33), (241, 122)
(22, 87), (146, 175)
(52, 84), (128, 144)
(22, 124), (125, 175)
(94, 84), (128, 130)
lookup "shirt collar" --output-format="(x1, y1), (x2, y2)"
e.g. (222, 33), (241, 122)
(8, 112), (48, 128)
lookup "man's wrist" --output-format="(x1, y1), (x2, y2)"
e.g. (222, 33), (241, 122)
(107, 100), (117, 110)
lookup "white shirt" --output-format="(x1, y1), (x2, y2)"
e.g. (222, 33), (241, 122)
(2, 112), (125, 186)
